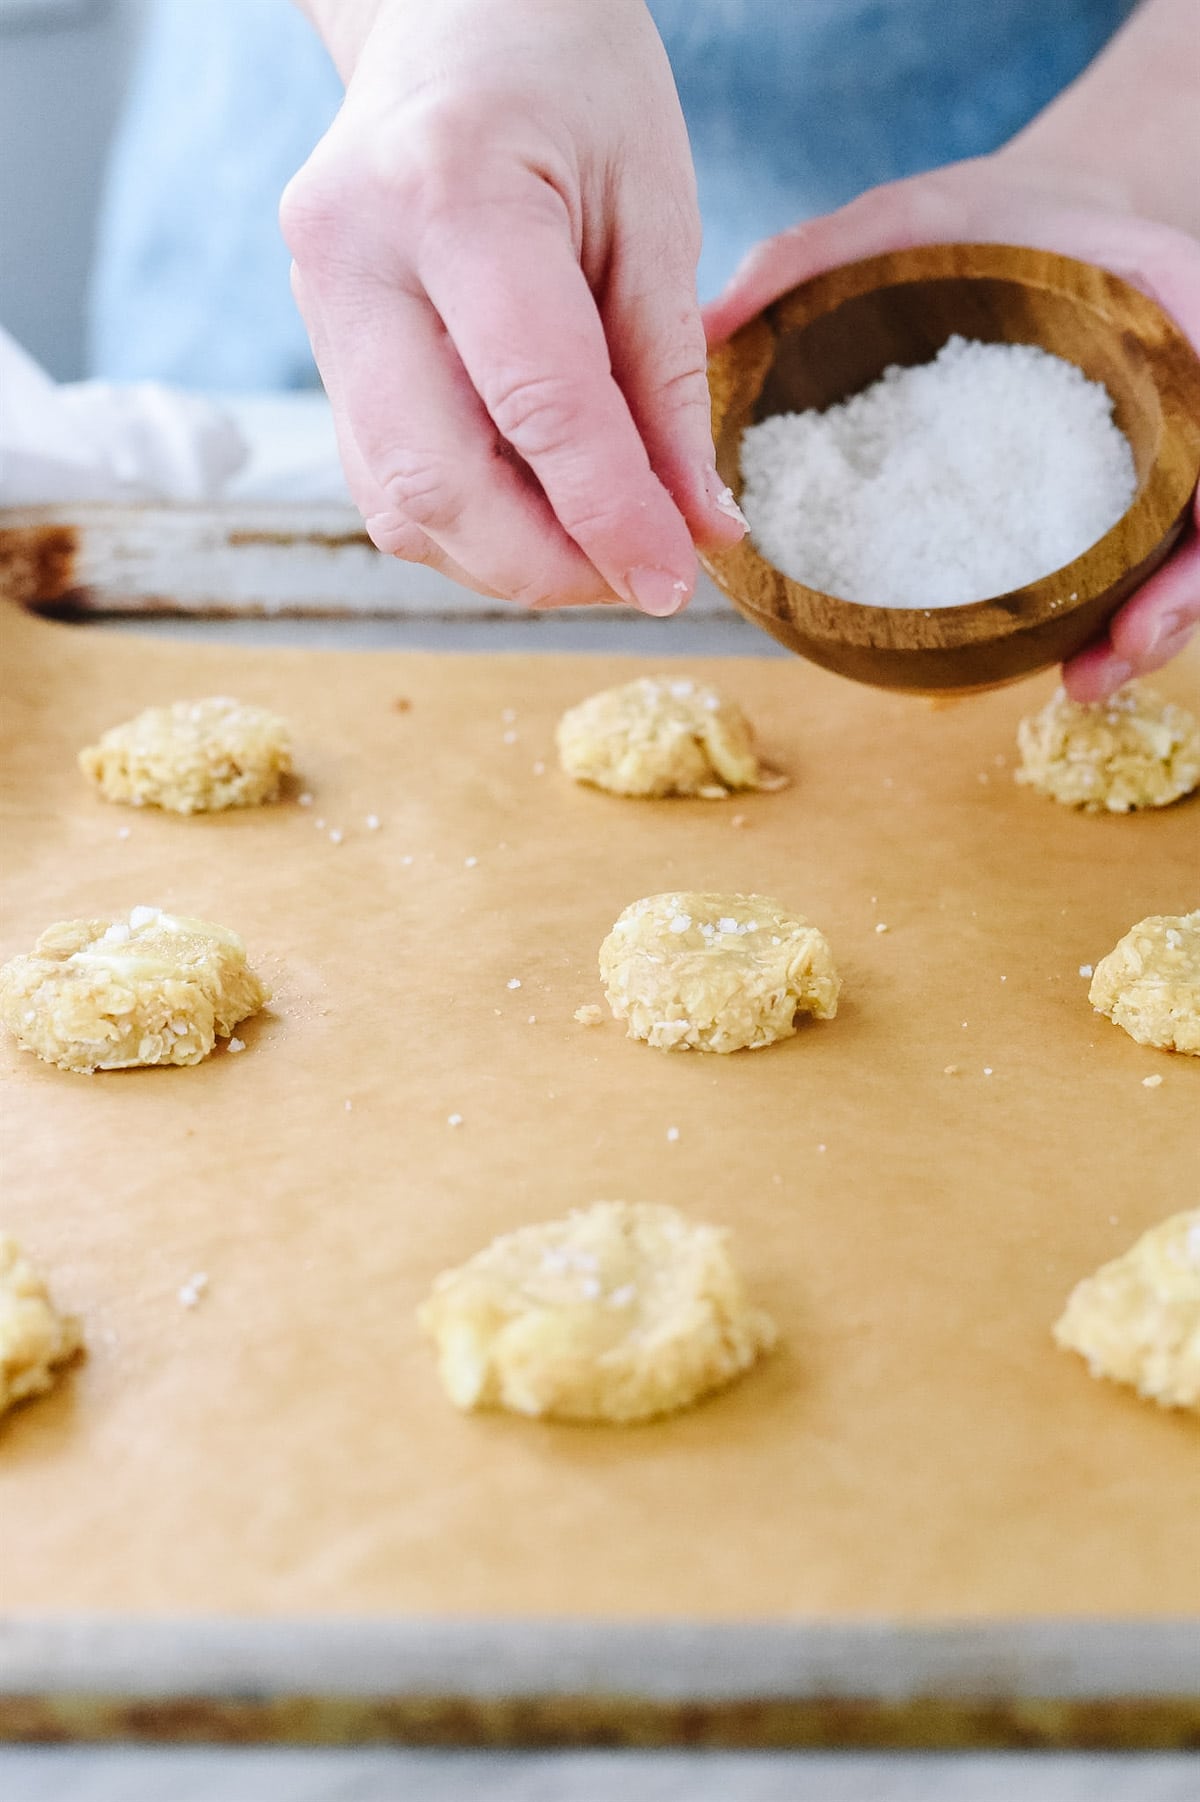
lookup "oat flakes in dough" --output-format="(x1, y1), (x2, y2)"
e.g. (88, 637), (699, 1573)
(1015, 683), (1200, 812)
(599, 891), (840, 1052)
(556, 675), (780, 798)
(418, 1200), (776, 1422)
(1088, 910), (1200, 1055)
(0, 1236), (82, 1417)
(80, 697), (292, 813)
(0, 906), (269, 1073)
(1054, 1210), (1200, 1412)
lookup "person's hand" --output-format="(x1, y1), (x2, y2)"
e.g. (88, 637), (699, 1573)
(281, 0), (744, 615)
(704, 153), (1200, 701)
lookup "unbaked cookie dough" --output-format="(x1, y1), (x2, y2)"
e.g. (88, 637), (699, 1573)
(1015, 682), (1200, 813)
(1054, 1210), (1200, 1412)
(79, 696), (292, 813)
(0, 906), (269, 1073)
(418, 1200), (776, 1422)
(556, 675), (782, 798)
(1088, 910), (1200, 1056)
(0, 1236), (82, 1418)
(599, 891), (840, 1052)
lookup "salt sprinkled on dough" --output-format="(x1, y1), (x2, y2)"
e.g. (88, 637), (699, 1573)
(739, 336), (1136, 607)
(178, 1273), (208, 1308)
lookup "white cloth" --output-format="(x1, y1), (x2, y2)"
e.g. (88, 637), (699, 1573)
(0, 324), (246, 505)
(0, 327), (354, 508)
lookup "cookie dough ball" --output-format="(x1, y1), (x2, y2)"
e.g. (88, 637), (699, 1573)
(1054, 1210), (1200, 1412)
(1088, 911), (1200, 1056)
(79, 697), (292, 813)
(599, 891), (840, 1053)
(1015, 682), (1200, 813)
(556, 675), (778, 799)
(0, 906), (269, 1074)
(418, 1200), (776, 1423)
(0, 1236), (82, 1418)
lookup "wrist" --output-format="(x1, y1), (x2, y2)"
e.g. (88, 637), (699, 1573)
(293, 0), (386, 82)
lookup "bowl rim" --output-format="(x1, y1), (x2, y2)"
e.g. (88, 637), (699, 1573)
(702, 241), (1200, 658)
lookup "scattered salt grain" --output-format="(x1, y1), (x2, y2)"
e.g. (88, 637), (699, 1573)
(344, 1099), (353, 1112)
(983, 1067), (994, 1076)
(447, 1113), (463, 1127)
(666, 1126), (680, 1143)
(668, 913), (692, 933)
(874, 922), (889, 934)
(739, 336), (1137, 608)
(501, 708), (517, 724)
(1079, 964), (1094, 978)
(365, 814), (381, 831)
(527, 1014), (537, 1025)
(1142, 1074), (1164, 1088)
(730, 813), (747, 829)
(507, 977), (522, 990)
(314, 817), (326, 831)
(328, 827), (343, 845)
(227, 1037), (245, 1054)
(464, 855), (478, 868)
(298, 791), (314, 807)
(117, 826), (130, 840)
(502, 730), (518, 745)
(608, 1283), (637, 1308)
(532, 761), (546, 776)
(574, 1004), (604, 1027)
(178, 1273), (208, 1309)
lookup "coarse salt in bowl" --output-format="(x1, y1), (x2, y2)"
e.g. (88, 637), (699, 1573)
(700, 243), (1200, 695)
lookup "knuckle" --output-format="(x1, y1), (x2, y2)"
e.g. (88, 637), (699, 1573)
(374, 452), (463, 535)
(279, 154), (347, 261)
(485, 370), (580, 459)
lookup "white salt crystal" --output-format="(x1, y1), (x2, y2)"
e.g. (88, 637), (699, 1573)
(178, 1273), (208, 1308)
(739, 337), (1137, 608)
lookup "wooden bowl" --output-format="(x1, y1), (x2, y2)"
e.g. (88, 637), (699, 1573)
(700, 243), (1200, 694)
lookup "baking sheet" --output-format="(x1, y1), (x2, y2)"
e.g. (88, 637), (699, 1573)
(1, 605), (1197, 1631)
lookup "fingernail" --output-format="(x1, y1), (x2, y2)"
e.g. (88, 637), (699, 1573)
(711, 481), (749, 532)
(1097, 657), (1134, 698)
(1141, 615), (1196, 669)
(626, 567), (691, 617)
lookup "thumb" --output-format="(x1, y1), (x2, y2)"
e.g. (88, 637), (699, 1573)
(702, 178), (953, 345)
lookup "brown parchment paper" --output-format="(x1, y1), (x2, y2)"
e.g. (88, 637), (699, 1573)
(1, 606), (1197, 1624)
